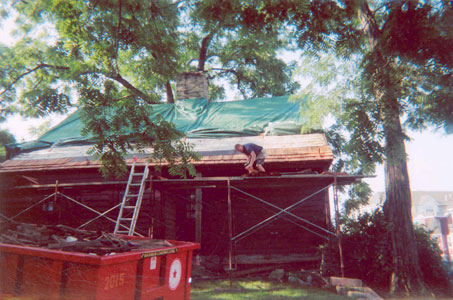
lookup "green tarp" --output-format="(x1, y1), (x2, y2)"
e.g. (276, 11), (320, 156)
(7, 95), (308, 156)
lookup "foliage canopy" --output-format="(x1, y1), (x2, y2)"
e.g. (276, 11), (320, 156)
(0, 0), (299, 176)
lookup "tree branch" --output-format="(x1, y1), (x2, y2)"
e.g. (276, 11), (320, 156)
(210, 67), (238, 78)
(358, 1), (381, 49)
(211, 67), (236, 73)
(211, 68), (246, 97)
(1, 63), (155, 104)
(115, 0), (122, 74)
(109, 72), (155, 103)
(0, 64), (69, 97)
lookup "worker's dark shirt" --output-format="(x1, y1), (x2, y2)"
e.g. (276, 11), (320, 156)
(243, 143), (263, 156)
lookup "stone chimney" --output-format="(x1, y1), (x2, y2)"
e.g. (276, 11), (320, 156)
(176, 72), (209, 101)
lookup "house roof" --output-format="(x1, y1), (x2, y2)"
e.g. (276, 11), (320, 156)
(6, 95), (310, 156)
(1, 95), (337, 173)
(0, 134), (333, 173)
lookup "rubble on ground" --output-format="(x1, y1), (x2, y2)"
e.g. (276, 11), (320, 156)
(268, 268), (329, 288)
(268, 269), (383, 300)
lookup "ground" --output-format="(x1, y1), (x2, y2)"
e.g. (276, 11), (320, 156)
(190, 278), (349, 300)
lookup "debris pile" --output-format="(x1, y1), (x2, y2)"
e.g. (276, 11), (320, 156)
(0, 222), (173, 255)
(269, 268), (330, 288)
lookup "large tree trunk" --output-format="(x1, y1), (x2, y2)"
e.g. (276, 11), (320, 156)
(358, 1), (430, 296)
(382, 103), (429, 296)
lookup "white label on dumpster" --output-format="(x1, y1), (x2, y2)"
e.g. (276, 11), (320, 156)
(168, 258), (182, 290)
(150, 256), (157, 270)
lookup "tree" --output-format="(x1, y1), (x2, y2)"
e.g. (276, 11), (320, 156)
(230, 0), (452, 296)
(27, 120), (52, 139)
(184, 0), (299, 100)
(0, 0), (299, 176)
(0, 0), (194, 177)
(311, 1), (451, 296)
(346, 1), (451, 295)
(0, 130), (15, 162)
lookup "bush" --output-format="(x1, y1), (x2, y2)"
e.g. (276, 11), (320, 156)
(339, 209), (450, 294)
(341, 210), (392, 288)
(415, 226), (451, 292)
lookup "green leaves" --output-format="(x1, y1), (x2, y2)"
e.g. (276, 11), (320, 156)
(0, 129), (15, 162)
(79, 81), (199, 178)
(341, 210), (450, 293)
(213, 36), (299, 99)
(1, 0), (304, 177)
(20, 87), (71, 117)
(0, 38), (74, 120)
(4, 0), (449, 183)
(182, 0), (301, 100)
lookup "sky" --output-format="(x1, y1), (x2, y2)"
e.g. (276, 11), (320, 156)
(365, 130), (453, 192)
(1, 13), (452, 194)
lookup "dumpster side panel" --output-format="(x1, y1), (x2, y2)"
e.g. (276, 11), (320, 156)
(137, 256), (164, 299)
(95, 260), (138, 300)
(21, 256), (64, 300)
(63, 261), (138, 300)
(63, 262), (98, 300)
(138, 256), (162, 290)
(0, 252), (19, 294)
(164, 252), (188, 300)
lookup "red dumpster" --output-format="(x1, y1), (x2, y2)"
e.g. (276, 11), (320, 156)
(0, 238), (199, 300)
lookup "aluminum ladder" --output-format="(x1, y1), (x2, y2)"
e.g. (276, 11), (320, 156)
(114, 162), (149, 236)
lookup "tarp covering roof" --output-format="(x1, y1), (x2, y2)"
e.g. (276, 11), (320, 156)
(7, 95), (309, 156)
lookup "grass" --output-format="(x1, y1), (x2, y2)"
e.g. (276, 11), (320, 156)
(190, 278), (350, 300)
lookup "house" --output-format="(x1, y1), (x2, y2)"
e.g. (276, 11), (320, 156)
(367, 191), (453, 261)
(0, 74), (364, 269)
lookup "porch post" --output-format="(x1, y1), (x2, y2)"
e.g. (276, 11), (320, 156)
(333, 176), (345, 277)
(195, 173), (203, 243)
(227, 178), (233, 271)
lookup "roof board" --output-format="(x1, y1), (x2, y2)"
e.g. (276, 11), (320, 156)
(0, 134), (333, 173)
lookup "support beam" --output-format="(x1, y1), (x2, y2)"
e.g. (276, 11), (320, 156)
(333, 176), (345, 277)
(195, 173), (203, 243)
(227, 178), (233, 271)
(325, 188), (333, 232)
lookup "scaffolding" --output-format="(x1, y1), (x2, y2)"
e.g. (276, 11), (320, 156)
(2, 173), (367, 275)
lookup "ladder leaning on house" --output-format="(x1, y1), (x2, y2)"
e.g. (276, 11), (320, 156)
(114, 161), (149, 236)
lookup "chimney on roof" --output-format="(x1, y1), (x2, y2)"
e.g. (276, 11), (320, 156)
(176, 72), (209, 102)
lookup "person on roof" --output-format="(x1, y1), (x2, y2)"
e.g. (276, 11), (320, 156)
(234, 143), (266, 174)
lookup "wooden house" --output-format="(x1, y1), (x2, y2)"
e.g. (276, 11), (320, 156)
(0, 78), (363, 268)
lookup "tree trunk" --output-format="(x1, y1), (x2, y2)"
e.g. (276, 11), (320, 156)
(198, 31), (216, 72)
(382, 102), (429, 296)
(165, 81), (174, 103)
(358, 1), (430, 296)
